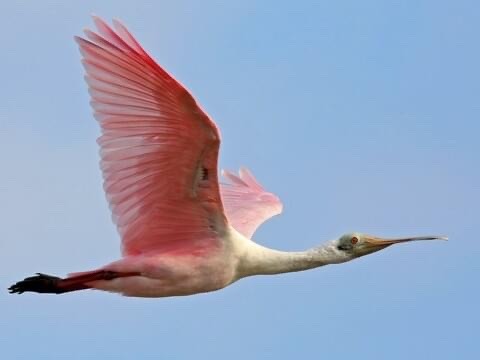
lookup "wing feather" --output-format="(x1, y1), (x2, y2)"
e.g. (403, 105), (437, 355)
(76, 18), (227, 256)
(220, 168), (283, 240)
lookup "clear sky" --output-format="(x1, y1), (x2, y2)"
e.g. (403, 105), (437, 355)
(1, 1), (478, 359)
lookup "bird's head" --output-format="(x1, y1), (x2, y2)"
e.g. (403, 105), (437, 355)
(333, 232), (447, 260)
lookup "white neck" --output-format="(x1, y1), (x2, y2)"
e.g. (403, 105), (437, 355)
(235, 238), (352, 279)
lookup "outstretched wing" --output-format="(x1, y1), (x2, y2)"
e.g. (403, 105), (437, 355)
(76, 17), (228, 256)
(221, 168), (283, 240)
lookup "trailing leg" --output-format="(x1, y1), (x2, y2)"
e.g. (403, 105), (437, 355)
(8, 270), (138, 295)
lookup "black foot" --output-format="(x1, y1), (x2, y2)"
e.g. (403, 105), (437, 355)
(8, 273), (63, 294)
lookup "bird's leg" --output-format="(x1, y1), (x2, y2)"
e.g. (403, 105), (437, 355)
(8, 270), (139, 295)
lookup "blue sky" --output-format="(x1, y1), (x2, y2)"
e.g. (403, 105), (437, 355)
(1, 1), (478, 359)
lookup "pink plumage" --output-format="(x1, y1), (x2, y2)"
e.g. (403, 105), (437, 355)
(78, 17), (228, 257)
(221, 168), (283, 239)
(73, 17), (284, 296)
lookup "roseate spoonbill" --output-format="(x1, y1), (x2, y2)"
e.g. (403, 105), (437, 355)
(8, 17), (446, 297)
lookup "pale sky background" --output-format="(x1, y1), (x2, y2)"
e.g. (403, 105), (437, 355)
(1, 1), (478, 359)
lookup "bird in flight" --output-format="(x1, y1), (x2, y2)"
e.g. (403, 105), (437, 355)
(8, 17), (446, 297)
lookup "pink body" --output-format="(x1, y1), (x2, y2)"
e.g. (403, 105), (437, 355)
(91, 249), (235, 297)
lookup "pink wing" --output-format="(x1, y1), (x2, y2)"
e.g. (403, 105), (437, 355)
(76, 17), (228, 256)
(221, 168), (283, 239)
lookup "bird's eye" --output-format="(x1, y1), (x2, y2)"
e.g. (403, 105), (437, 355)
(351, 237), (359, 245)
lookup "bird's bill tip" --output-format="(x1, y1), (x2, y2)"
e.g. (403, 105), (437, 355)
(364, 235), (448, 247)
